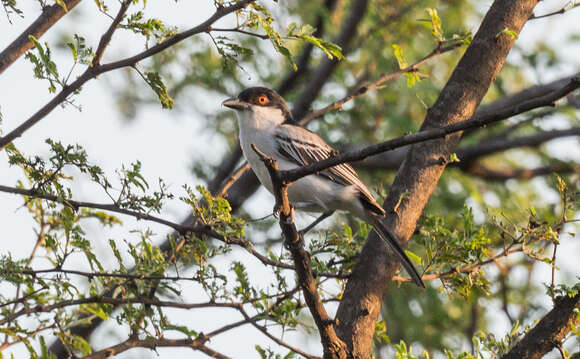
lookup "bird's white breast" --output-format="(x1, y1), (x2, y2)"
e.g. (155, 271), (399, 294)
(236, 108), (282, 193)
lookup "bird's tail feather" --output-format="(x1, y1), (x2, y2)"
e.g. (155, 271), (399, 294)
(368, 214), (425, 288)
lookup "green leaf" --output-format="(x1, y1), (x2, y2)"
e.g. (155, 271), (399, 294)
(426, 8), (445, 42)
(55, 0), (68, 11)
(392, 44), (408, 69)
(252, 4), (297, 70)
(81, 303), (109, 320)
(497, 27), (518, 40)
(405, 249), (422, 265)
(144, 71), (174, 109)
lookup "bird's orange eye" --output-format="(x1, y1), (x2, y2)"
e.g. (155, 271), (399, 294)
(257, 95), (269, 105)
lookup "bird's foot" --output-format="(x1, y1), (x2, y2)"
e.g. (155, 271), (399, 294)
(284, 232), (304, 250)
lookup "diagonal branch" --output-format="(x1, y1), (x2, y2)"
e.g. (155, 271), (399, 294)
(280, 77), (580, 183)
(461, 162), (578, 181)
(91, 0), (130, 67)
(0, 0), (82, 74)
(302, 42), (463, 124)
(500, 292), (580, 359)
(350, 125), (580, 173)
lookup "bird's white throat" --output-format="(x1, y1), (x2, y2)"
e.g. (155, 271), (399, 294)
(236, 105), (286, 133)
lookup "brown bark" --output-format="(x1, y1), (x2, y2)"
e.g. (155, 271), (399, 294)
(500, 293), (580, 359)
(349, 126), (580, 171)
(334, 0), (539, 356)
(0, 0), (82, 74)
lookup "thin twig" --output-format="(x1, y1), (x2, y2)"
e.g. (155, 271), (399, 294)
(237, 305), (321, 359)
(209, 26), (269, 39)
(301, 42), (463, 125)
(529, 1), (580, 20)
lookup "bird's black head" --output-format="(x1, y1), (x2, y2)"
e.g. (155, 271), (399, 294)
(222, 87), (294, 124)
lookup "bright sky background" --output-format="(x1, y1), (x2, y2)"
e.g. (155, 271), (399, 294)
(1, 0), (579, 358)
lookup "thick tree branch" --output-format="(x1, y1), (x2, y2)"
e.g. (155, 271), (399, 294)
(0, 0), (82, 74)
(335, 0), (541, 356)
(0, 0), (256, 151)
(251, 144), (347, 359)
(462, 162), (577, 181)
(350, 125), (580, 173)
(500, 292), (580, 359)
(280, 77), (580, 183)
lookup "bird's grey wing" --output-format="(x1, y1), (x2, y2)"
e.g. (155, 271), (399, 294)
(276, 125), (385, 215)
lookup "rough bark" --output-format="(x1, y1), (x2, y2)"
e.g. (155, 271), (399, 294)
(500, 293), (580, 359)
(334, 0), (539, 356)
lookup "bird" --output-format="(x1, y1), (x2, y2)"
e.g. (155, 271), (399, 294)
(222, 87), (425, 288)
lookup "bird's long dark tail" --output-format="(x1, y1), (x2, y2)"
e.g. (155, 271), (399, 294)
(367, 214), (425, 288)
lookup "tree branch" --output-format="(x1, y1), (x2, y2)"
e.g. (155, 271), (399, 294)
(350, 125), (580, 174)
(80, 336), (211, 359)
(301, 42), (463, 125)
(0, 297), (242, 326)
(280, 77), (580, 183)
(500, 292), (580, 359)
(458, 127), (580, 160)
(91, 0), (130, 67)
(0, 184), (194, 234)
(251, 144), (347, 359)
(0, 0), (256, 151)
(291, 0), (369, 122)
(237, 305), (321, 359)
(529, 1), (580, 20)
(0, 0), (82, 74)
(461, 162), (578, 181)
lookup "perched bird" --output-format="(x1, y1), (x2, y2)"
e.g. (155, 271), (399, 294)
(222, 87), (424, 288)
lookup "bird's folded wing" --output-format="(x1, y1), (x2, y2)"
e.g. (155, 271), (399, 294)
(275, 125), (383, 214)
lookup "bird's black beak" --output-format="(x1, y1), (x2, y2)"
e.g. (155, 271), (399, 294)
(222, 98), (249, 111)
